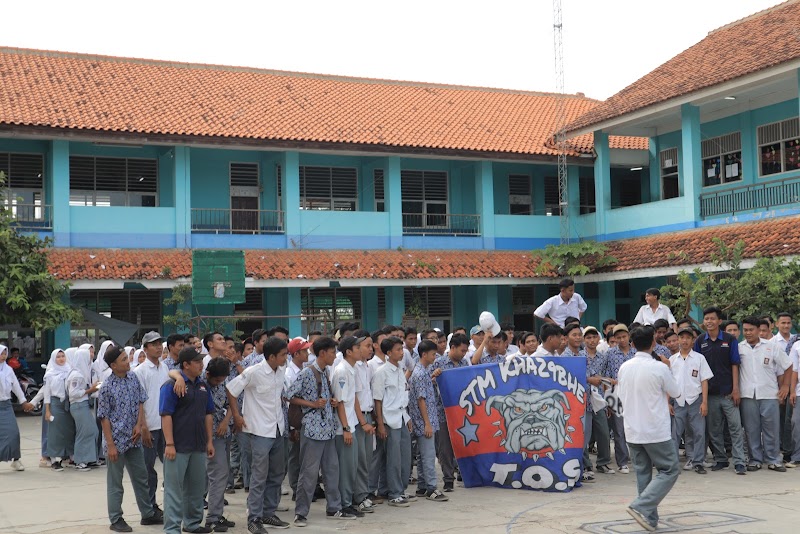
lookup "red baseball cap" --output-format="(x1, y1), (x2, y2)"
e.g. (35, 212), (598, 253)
(287, 337), (312, 354)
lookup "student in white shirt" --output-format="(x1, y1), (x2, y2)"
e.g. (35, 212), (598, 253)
(618, 325), (681, 532)
(769, 312), (794, 462)
(226, 337), (290, 532)
(533, 278), (587, 328)
(532, 324), (564, 357)
(787, 342), (800, 468)
(372, 336), (413, 508)
(351, 330), (377, 513)
(669, 328), (713, 474)
(738, 317), (792, 472)
(367, 329), (388, 502)
(633, 288), (677, 330)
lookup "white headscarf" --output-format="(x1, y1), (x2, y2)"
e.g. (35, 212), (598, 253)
(124, 346), (135, 360)
(0, 344), (10, 377)
(67, 347), (92, 387)
(91, 340), (115, 380)
(131, 348), (145, 370)
(44, 349), (72, 399)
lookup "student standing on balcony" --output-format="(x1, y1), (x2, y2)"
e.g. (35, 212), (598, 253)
(534, 278), (587, 328)
(633, 288), (677, 331)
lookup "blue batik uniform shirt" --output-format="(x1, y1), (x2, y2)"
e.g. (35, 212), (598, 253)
(288, 362), (337, 441)
(408, 364), (439, 437)
(606, 345), (637, 380)
(97, 371), (148, 456)
(209, 381), (231, 439)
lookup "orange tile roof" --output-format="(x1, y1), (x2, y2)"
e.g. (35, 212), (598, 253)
(0, 47), (644, 157)
(45, 215), (800, 282)
(566, 0), (800, 134)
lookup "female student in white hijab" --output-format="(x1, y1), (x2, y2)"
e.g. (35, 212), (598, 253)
(66, 346), (101, 471)
(43, 349), (76, 471)
(1, 344), (34, 471)
(130, 348), (146, 370)
(91, 340), (115, 383)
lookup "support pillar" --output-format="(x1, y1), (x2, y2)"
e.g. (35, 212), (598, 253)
(385, 157), (403, 248)
(475, 161), (495, 249)
(287, 287), (301, 336)
(173, 146), (191, 248)
(648, 136), (661, 202)
(680, 104), (702, 220)
(48, 140), (70, 247)
(598, 281), (616, 325)
(280, 151), (301, 245)
(593, 131), (610, 237)
(386, 286), (405, 325)
(362, 287), (379, 331)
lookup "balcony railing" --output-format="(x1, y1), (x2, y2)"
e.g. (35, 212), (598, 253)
(699, 176), (800, 218)
(402, 213), (480, 236)
(5, 203), (53, 231)
(191, 208), (284, 234)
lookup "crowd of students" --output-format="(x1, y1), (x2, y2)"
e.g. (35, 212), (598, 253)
(1, 277), (799, 534)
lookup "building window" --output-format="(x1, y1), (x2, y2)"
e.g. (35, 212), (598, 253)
(403, 286), (452, 332)
(299, 166), (357, 211)
(544, 175), (561, 215)
(702, 132), (742, 186)
(757, 117), (800, 176)
(508, 174), (532, 215)
(579, 174), (596, 214)
(69, 156), (158, 207)
(401, 170), (448, 226)
(0, 152), (45, 216)
(374, 169), (385, 212)
(660, 148), (679, 200)
(301, 288), (362, 334)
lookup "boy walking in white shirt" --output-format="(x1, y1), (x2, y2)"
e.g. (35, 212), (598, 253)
(350, 330), (376, 513)
(669, 328), (713, 474)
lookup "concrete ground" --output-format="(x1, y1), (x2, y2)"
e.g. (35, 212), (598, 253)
(2, 415), (798, 534)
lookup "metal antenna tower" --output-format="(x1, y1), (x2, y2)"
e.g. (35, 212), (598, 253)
(552, 0), (569, 244)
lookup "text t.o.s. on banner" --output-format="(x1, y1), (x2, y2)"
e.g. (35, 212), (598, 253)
(437, 356), (587, 492)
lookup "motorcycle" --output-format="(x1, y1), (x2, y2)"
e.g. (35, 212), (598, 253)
(12, 369), (43, 416)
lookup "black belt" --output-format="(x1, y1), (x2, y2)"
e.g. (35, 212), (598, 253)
(362, 410), (373, 415)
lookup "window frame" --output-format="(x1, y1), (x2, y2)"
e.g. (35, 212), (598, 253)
(0, 152), (46, 219)
(68, 155), (159, 207)
(401, 169), (449, 227)
(757, 117), (800, 177)
(702, 132), (742, 187)
(659, 148), (680, 200)
(299, 165), (358, 211)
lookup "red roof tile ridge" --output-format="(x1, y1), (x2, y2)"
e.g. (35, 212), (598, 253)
(0, 45), (595, 100)
(707, 0), (799, 35)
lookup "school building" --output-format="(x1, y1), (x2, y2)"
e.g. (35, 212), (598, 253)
(2, 1), (800, 354)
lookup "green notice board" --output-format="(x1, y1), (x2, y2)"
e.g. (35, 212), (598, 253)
(192, 250), (246, 305)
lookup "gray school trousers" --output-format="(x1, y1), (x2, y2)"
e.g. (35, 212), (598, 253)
(436, 416), (457, 484)
(740, 397), (781, 465)
(335, 432), (358, 508)
(672, 398), (706, 465)
(628, 440), (680, 528)
(295, 435), (341, 517)
(247, 434), (285, 522)
(610, 413), (629, 468)
(206, 437), (230, 523)
(354, 412), (374, 504)
(106, 446), (155, 524)
(707, 394), (746, 466)
(386, 425), (412, 500)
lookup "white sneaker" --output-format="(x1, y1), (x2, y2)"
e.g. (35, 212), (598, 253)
(702, 461), (714, 468)
(683, 460), (693, 471)
(10, 460), (24, 471)
(618, 465), (630, 474)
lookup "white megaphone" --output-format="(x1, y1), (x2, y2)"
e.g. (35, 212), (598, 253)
(478, 311), (501, 337)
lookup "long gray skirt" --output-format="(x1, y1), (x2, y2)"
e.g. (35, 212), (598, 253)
(69, 400), (98, 464)
(0, 399), (21, 461)
(47, 399), (75, 459)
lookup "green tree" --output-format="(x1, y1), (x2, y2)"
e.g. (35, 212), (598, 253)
(0, 171), (80, 329)
(531, 241), (617, 276)
(660, 237), (800, 323)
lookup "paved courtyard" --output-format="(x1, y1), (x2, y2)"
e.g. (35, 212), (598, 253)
(2, 415), (797, 534)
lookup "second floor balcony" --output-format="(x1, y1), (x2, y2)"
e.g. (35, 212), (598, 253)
(402, 212), (480, 236)
(700, 175), (800, 218)
(7, 203), (52, 231)
(191, 208), (284, 234)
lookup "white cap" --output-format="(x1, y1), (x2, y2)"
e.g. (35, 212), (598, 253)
(479, 311), (502, 337)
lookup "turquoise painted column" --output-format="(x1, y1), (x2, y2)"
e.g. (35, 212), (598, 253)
(593, 131), (610, 237)
(740, 110), (756, 185)
(385, 157), (402, 248)
(497, 286), (513, 324)
(567, 165), (580, 240)
(362, 287), (378, 331)
(648, 136), (660, 201)
(48, 140), (70, 247)
(281, 151), (301, 246)
(680, 104), (702, 220)
(478, 286), (499, 316)
(173, 146), (191, 248)
(287, 287), (301, 336)
(475, 161), (496, 249)
(386, 286), (405, 325)
(598, 281), (616, 324)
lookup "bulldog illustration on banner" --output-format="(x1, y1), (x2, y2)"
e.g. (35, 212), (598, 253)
(437, 356), (587, 492)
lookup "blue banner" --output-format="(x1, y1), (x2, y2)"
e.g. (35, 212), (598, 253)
(437, 356), (587, 492)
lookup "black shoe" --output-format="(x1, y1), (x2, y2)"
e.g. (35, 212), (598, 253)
(152, 505), (163, 518)
(314, 486), (326, 500)
(443, 482), (454, 492)
(456, 473), (463, 481)
(747, 463), (761, 472)
(183, 527), (212, 534)
(693, 464), (706, 475)
(291, 491), (297, 501)
(710, 462), (729, 471)
(223, 499), (228, 506)
(342, 505), (365, 518)
(244, 486), (249, 493)
(735, 464), (747, 475)
(110, 519), (133, 533)
(205, 519), (227, 533)
(415, 488), (427, 497)
(218, 517), (235, 528)
(262, 515), (290, 529)
(140, 513), (164, 526)
(233, 481), (244, 490)
(247, 519), (267, 534)
(224, 486), (235, 495)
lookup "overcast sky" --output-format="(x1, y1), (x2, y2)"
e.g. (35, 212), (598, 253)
(2, 0), (782, 100)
